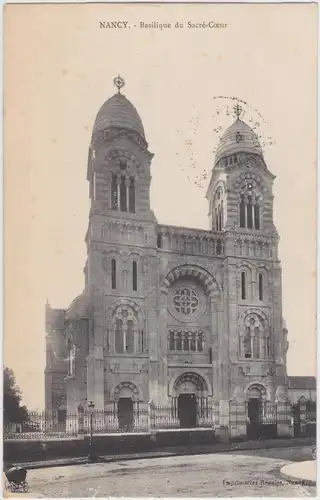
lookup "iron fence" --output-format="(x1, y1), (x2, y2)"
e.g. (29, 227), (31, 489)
(4, 403), (218, 440)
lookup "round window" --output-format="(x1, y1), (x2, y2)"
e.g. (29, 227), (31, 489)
(172, 287), (199, 316)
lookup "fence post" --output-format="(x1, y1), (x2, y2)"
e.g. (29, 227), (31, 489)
(277, 401), (293, 438)
(299, 400), (307, 437)
(77, 405), (84, 435)
(148, 401), (156, 441)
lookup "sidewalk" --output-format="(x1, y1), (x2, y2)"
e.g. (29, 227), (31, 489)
(11, 436), (315, 470)
(280, 460), (316, 486)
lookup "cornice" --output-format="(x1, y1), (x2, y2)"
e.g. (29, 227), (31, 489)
(91, 127), (152, 157)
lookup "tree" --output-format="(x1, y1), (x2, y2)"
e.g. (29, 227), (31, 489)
(3, 367), (28, 423)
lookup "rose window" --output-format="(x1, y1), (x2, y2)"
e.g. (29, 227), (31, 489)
(173, 287), (199, 316)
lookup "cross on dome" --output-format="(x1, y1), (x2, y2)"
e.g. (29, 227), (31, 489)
(233, 103), (243, 120)
(113, 74), (125, 94)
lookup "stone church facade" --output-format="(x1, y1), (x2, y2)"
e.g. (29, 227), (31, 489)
(45, 78), (290, 434)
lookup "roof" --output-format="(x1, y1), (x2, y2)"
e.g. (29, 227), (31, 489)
(92, 93), (145, 138)
(65, 292), (90, 321)
(288, 376), (316, 390)
(215, 118), (263, 164)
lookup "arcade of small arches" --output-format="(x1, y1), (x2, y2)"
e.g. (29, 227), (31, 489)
(106, 302), (145, 354)
(238, 310), (271, 360)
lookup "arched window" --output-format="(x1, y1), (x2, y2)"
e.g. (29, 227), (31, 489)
(244, 327), (251, 358)
(213, 188), (224, 231)
(169, 331), (175, 351)
(138, 330), (145, 352)
(111, 173), (118, 209)
(217, 206), (221, 231)
(120, 176), (127, 211)
(240, 314), (270, 360)
(126, 320), (134, 353)
(221, 202), (224, 229)
(253, 327), (260, 358)
(157, 234), (163, 248)
(247, 195), (253, 229)
(128, 177), (135, 213)
(241, 271), (246, 300)
(254, 202), (260, 230)
(259, 273), (263, 301)
(115, 318), (124, 353)
(111, 259), (117, 289)
(240, 194), (246, 228)
(132, 260), (138, 291)
(111, 305), (144, 354)
(216, 239), (222, 255)
(239, 185), (262, 230)
(266, 336), (271, 357)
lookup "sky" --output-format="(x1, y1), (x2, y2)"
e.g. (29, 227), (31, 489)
(4, 3), (317, 410)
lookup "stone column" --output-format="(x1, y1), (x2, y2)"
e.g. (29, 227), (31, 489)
(217, 291), (230, 442)
(158, 290), (168, 404)
(147, 254), (160, 404)
(94, 346), (104, 410)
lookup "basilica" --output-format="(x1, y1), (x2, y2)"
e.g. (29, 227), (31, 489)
(45, 76), (290, 434)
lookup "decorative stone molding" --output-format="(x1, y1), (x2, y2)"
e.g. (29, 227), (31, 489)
(106, 298), (145, 320)
(168, 370), (213, 397)
(245, 381), (269, 401)
(162, 264), (222, 300)
(110, 381), (142, 402)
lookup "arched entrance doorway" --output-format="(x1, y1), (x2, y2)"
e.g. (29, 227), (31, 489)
(246, 384), (277, 440)
(114, 382), (139, 431)
(173, 372), (208, 429)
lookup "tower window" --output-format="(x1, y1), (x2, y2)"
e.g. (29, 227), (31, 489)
(115, 318), (124, 353)
(111, 174), (118, 209)
(240, 195), (245, 228)
(129, 177), (135, 213)
(216, 239), (222, 255)
(157, 234), (163, 248)
(220, 200), (223, 230)
(259, 273), (263, 301)
(120, 176), (127, 211)
(126, 320), (134, 353)
(111, 259), (116, 289)
(241, 271), (246, 300)
(247, 196), (253, 229)
(132, 260), (138, 291)
(254, 203), (260, 230)
(244, 327), (251, 358)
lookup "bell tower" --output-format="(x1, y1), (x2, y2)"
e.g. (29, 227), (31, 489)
(206, 103), (289, 412)
(87, 76), (154, 223)
(84, 77), (157, 409)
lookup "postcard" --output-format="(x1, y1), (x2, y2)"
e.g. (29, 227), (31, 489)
(3, 2), (317, 497)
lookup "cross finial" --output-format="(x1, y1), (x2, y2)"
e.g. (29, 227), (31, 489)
(113, 74), (125, 94)
(234, 103), (242, 120)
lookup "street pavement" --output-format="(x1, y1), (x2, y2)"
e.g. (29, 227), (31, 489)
(4, 445), (316, 497)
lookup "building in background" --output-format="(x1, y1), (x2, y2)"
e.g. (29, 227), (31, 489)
(45, 77), (311, 438)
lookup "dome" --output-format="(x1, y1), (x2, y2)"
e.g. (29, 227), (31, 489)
(93, 93), (145, 139)
(65, 292), (90, 321)
(215, 119), (263, 164)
